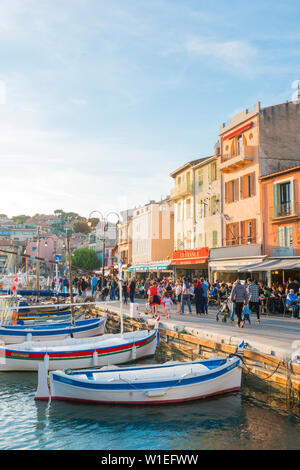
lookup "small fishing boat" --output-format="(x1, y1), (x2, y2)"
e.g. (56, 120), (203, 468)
(0, 317), (106, 344)
(35, 341), (244, 404)
(0, 327), (158, 371)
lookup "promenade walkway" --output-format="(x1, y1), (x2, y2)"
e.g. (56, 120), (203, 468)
(97, 298), (300, 360)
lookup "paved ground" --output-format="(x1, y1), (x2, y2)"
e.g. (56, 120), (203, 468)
(96, 298), (300, 360)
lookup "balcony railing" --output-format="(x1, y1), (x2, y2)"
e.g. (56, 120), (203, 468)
(170, 181), (193, 201)
(271, 201), (299, 220)
(271, 247), (295, 257)
(221, 144), (256, 163)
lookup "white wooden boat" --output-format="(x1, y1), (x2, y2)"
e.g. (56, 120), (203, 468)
(0, 317), (106, 344)
(0, 327), (158, 371)
(35, 341), (244, 404)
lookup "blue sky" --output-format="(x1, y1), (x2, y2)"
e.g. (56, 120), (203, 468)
(1, 0), (300, 218)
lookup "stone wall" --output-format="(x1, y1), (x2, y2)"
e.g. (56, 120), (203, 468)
(259, 101), (300, 176)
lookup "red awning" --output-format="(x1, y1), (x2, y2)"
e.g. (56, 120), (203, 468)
(222, 122), (253, 141)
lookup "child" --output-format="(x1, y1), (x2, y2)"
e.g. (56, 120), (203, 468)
(162, 293), (173, 318)
(242, 304), (251, 325)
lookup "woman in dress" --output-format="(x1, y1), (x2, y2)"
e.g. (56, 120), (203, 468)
(148, 280), (161, 318)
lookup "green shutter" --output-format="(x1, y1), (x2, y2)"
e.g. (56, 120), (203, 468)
(273, 183), (279, 217)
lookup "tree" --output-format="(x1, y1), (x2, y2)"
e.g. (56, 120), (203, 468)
(71, 248), (99, 271)
(12, 215), (30, 224)
(73, 220), (91, 234)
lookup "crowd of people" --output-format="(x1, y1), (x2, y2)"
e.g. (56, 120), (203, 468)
(51, 273), (300, 327)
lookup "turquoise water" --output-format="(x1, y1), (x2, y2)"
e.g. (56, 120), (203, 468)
(0, 369), (299, 450)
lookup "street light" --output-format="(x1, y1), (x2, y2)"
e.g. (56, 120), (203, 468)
(44, 235), (59, 288)
(89, 210), (124, 336)
(88, 211), (107, 278)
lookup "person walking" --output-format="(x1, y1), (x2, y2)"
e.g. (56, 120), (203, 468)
(248, 279), (261, 324)
(148, 280), (161, 318)
(175, 280), (182, 314)
(129, 277), (136, 303)
(200, 278), (209, 315)
(91, 274), (98, 297)
(230, 279), (249, 328)
(122, 280), (128, 304)
(194, 280), (203, 316)
(181, 278), (192, 315)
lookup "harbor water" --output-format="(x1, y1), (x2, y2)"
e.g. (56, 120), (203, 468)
(0, 365), (299, 450)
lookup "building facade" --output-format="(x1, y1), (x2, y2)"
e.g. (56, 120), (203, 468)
(170, 150), (222, 279)
(209, 100), (300, 282)
(128, 198), (174, 278)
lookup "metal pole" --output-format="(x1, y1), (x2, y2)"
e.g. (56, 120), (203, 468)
(36, 227), (40, 298)
(25, 240), (29, 289)
(66, 230), (75, 324)
(118, 245), (124, 337)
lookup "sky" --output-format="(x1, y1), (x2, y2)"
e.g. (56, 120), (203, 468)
(1, 0), (300, 219)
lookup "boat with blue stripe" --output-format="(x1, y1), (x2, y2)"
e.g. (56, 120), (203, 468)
(36, 342), (244, 404)
(0, 317), (106, 344)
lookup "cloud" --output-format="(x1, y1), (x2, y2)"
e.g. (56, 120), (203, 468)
(185, 37), (258, 71)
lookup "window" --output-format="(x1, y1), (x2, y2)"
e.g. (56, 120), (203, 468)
(210, 195), (220, 216)
(225, 179), (239, 203)
(278, 226), (293, 248)
(197, 169), (203, 191)
(211, 163), (217, 181)
(240, 219), (256, 244)
(226, 223), (239, 246)
(237, 135), (242, 155)
(273, 180), (294, 217)
(240, 172), (256, 199)
(177, 203), (181, 221)
(186, 199), (191, 219)
(212, 231), (218, 248)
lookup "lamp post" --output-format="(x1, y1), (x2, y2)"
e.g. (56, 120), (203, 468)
(44, 235), (59, 289)
(89, 210), (124, 336)
(65, 229), (75, 323)
(35, 226), (41, 292)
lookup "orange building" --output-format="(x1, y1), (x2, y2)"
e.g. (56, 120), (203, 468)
(259, 165), (300, 284)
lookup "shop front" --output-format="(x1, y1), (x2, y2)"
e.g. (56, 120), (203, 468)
(128, 261), (173, 280)
(171, 248), (209, 280)
(209, 245), (267, 284)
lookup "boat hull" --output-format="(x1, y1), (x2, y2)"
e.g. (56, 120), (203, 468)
(48, 357), (241, 405)
(0, 317), (106, 344)
(0, 329), (157, 371)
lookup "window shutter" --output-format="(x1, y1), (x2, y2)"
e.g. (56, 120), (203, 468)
(240, 176), (244, 199)
(226, 224), (231, 245)
(208, 165), (212, 183)
(252, 218), (256, 243)
(240, 221), (246, 244)
(250, 172), (256, 197)
(225, 182), (228, 204)
(273, 183), (279, 217)
(234, 179), (239, 202)
(290, 179), (295, 214)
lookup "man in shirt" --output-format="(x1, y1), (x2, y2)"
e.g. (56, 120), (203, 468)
(200, 278), (209, 315)
(230, 279), (249, 328)
(248, 279), (261, 323)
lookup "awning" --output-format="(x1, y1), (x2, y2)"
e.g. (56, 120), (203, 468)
(128, 262), (171, 272)
(238, 258), (300, 272)
(171, 248), (209, 266)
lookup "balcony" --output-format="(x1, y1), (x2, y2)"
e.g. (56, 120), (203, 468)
(219, 145), (257, 173)
(270, 201), (300, 223)
(271, 247), (295, 257)
(170, 181), (193, 201)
